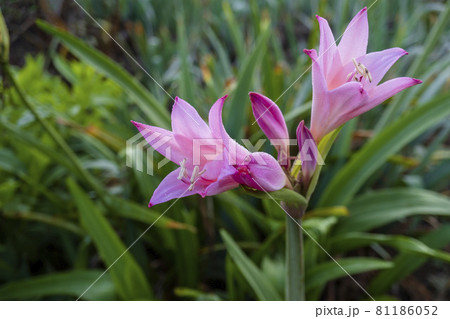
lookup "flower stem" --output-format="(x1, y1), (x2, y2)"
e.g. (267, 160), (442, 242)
(283, 203), (305, 301)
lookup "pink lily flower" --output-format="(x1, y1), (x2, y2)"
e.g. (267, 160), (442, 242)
(132, 96), (285, 207)
(305, 7), (422, 142)
(249, 92), (290, 167)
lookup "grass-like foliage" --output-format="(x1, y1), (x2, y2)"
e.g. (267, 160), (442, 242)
(0, 0), (449, 300)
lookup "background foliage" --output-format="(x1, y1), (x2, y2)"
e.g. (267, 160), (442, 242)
(0, 0), (449, 300)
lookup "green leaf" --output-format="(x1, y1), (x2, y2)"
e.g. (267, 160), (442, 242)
(306, 258), (393, 292)
(242, 187), (307, 208)
(67, 179), (153, 300)
(174, 287), (222, 301)
(36, 20), (170, 128)
(176, 14), (196, 103)
(225, 19), (271, 138)
(220, 229), (282, 301)
(303, 206), (349, 219)
(108, 197), (196, 232)
(376, 4), (450, 129)
(333, 188), (450, 235)
(0, 270), (116, 300)
(222, 1), (245, 61)
(319, 92), (450, 207)
(217, 192), (274, 233)
(0, 8), (9, 63)
(330, 232), (450, 263)
(368, 224), (450, 295)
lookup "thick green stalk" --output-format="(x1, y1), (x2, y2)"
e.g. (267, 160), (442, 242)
(283, 203), (306, 301)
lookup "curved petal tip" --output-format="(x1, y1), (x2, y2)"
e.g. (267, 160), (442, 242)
(303, 49), (317, 59)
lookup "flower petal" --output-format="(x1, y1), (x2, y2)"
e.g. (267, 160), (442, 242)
(338, 7), (368, 64)
(359, 77), (422, 115)
(356, 48), (408, 88)
(149, 168), (197, 207)
(304, 49), (331, 142)
(316, 15), (341, 81)
(234, 152), (286, 192)
(249, 92), (289, 162)
(208, 95), (229, 139)
(208, 94), (250, 165)
(171, 96), (211, 139)
(296, 121), (318, 184)
(203, 165), (239, 196)
(131, 120), (184, 164)
(325, 81), (369, 133)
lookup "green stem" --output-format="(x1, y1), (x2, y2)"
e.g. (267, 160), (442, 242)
(283, 203), (305, 301)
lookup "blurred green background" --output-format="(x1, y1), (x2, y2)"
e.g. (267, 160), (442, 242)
(0, 0), (449, 300)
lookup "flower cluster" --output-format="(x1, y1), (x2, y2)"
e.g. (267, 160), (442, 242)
(133, 7), (421, 207)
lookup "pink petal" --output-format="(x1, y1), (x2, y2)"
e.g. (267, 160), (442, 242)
(233, 152), (286, 192)
(296, 121), (318, 184)
(304, 49), (331, 142)
(359, 77), (422, 115)
(325, 81), (369, 133)
(338, 7), (368, 65)
(249, 92), (289, 163)
(148, 168), (197, 207)
(203, 166), (239, 196)
(356, 48), (408, 88)
(208, 94), (250, 165)
(171, 97), (211, 139)
(316, 15), (340, 81)
(208, 95), (229, 139)
(131, 120), (184, 164)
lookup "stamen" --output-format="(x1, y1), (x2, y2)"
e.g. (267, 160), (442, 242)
(364, 67), (372, 83)
(177, 168), (185, 180)
(178, 158), (188, 180)
(352, 58), (363, 75)
(188, 183), (195, 191)
(190, 166), (199, 183)
(198, 168), (206, 175)
(346, 72), (354, 81)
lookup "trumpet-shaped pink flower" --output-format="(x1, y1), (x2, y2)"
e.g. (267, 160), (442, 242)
(132, 96), (285, 206)
(305, 7), (422, 142)
(249, 92), (290, 166)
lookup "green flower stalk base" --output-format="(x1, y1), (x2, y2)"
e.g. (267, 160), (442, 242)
(283, 203), (306, 301)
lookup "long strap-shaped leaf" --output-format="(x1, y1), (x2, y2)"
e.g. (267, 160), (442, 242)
(0, 270), (116, 301)
(368, 224), (450, 295)
(306, 258), (393, 292)
(220, 229), (282, 301)
(330, 232), (450, 263)
(318, 92), (450, 207)
(68, 179), (154, 300)
(224, 19), (271, 138)
(36, 20), (170, 128)
(333, 188), (450, 235)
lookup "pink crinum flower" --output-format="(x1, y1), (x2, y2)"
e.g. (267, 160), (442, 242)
(305, 7), (422, 142)
(132, 96), (285, 207)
